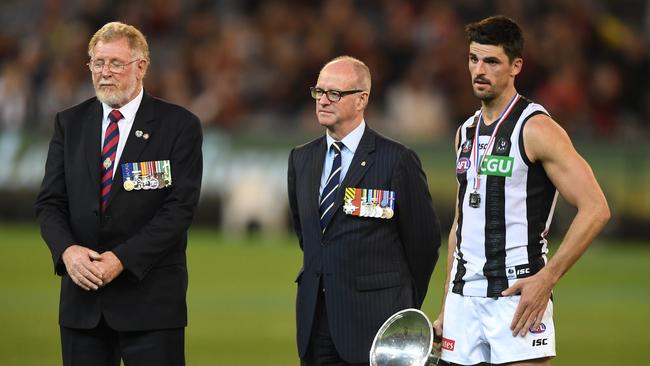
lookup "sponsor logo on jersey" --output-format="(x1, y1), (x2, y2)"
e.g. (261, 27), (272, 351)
(456, 157), (471, 173)
(506, 265), (532, 279)
(495, 137), (510, 153)
(442, 337), (455, 351)
(529, 322), (547, 334)
(532, 338), (548, 347)
(479, 155), (514, 177)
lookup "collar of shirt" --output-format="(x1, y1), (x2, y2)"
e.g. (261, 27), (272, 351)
(100, 88), (144, 177)
(320, 120), (366, 196)
(325, 120), (365, 155)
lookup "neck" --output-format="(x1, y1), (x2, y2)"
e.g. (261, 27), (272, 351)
(481, 88), (517, 125)
(328, 117), (363, 141)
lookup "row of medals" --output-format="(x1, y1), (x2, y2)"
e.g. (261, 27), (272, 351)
(123, 174), (169, 192)
(360, 202), (394, 219)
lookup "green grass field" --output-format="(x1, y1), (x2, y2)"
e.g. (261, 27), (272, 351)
(0, 224), (648, 365)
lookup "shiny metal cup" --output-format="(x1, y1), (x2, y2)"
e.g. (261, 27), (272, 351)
(369, 308), (441, 366)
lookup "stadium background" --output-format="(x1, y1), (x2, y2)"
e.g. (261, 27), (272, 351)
(0, 0), (648, 364)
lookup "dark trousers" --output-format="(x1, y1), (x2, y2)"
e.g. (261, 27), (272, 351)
(301, 289), (369, 366)
(60, 316), (185, 366)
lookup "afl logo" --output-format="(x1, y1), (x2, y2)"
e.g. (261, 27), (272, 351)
(456, 157), (471, 173)
(529, 323), (546, 334)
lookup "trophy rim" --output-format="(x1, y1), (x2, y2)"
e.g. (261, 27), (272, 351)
(369, 308), (433, 366)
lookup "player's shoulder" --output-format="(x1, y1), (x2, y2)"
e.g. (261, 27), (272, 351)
(520, 100), (560, 137)
(459, 109), (481, 130)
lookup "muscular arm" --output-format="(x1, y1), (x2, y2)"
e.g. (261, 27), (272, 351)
(503, 114), (610, 335)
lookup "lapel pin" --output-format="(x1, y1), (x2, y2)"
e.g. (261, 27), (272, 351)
(143, 133), (150, 140)
(361, 161), (366, 166)
(135, 130), (143, 138)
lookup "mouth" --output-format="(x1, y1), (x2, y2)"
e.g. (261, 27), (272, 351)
(473, 78), (490, 86)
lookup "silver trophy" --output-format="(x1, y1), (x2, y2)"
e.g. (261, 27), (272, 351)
(369, 309), (441, 366)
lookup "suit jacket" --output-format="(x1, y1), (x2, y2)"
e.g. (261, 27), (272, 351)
(35, 92), (202, 331)
(287, 126), (441, 363)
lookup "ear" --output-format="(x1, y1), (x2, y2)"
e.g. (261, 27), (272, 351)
(511, 57), (523, 77)
(356, 92), (369, 111)
(136, 60), (148, 80)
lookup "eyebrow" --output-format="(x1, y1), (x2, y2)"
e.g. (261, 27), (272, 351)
(469, 53), (502, 63)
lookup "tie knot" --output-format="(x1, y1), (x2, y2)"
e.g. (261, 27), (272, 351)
(108, 110), (124, 123)
(332, 141), (343, 153)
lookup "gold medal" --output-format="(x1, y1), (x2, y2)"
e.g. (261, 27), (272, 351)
(383, 207), (394, 219)
(123, 180), (135, 191)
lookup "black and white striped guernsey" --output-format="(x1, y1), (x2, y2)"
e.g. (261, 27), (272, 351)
(452, 96), (558, 297)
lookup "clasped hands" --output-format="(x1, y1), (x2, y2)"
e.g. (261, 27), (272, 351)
(62, 245), (124, 291)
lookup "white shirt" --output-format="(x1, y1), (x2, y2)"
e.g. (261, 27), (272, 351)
(319, 120), (366, 196)
(100, 88), (143, 178)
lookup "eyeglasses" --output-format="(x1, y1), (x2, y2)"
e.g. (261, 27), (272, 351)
(87, 59), (141, 74)
(310, 87), (364, 102)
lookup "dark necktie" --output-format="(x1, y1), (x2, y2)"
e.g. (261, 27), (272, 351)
(319, 141), (343, 233)
(101, 110), (123, 211)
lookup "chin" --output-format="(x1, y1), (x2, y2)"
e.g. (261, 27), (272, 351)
(474, 90), (495, 102)
(97, 91), (128, 108)
(317, 115), (336, 127)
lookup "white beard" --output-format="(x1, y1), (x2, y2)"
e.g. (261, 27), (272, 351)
(95, 78), (139, 108)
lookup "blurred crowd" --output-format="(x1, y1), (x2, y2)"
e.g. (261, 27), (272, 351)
(0, 0), (648, 141)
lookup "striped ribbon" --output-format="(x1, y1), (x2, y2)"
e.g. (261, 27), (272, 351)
(319, 141), (343, 233)
(100, 109), (123, 211)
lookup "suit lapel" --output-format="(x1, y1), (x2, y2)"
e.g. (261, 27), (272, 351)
(83, 100), (102, 197)
(330, 127), (376, 219)
(105, 93), (156, 209)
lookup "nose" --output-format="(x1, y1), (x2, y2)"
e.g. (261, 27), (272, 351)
(317, 93), (331, 105)
(101, 65), (114, 77)
(475, 60), (486, 75)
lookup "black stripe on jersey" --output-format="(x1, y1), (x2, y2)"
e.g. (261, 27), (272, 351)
(526, 161), (556, 267)
(452, 184), (469, 295)
(483, 98), (530, 297)
(452, 121), (476, 294)
(518, 110), (548, 166)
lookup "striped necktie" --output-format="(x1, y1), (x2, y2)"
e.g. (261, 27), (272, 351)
(101, 110), (123, 212)
(319, 141), (343, 233)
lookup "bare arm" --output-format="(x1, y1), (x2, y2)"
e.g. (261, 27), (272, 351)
(503, 114), (610, 336)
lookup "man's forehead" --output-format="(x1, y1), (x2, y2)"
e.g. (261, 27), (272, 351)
(317, 64), (355, 88)
(469, 42), (508, 58)
(93, 38), (132, 57)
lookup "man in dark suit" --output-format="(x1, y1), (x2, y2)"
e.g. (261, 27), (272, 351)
(35, 22), (202, 366)
(288, 56), (441, 366)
